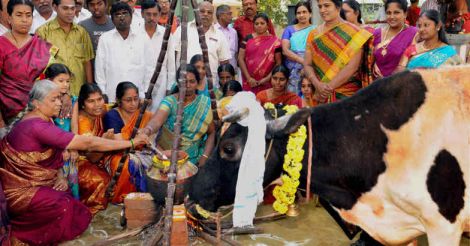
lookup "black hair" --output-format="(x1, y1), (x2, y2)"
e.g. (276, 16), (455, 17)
(190, 54), (204, 65)
(85, 0), (106, 6)
(78, 83), (103, 110)
(217, 63), (236, 77)
(271, 65), (290, 79)
(292, 1), (312, 24)
(171, 64), (201, 94)
(115, 81), (139, 101)
(340, 0), (362, 24)
(222, 80), (242, 97)
(384, 0), (407, 12)
(7, 0), (34, 15)
(330, 0), (343, 8)
(110, 1), (132, 18)
(45, 63), (72, 80)
(410, 0), (418, 3)
(253, 12), (269, 24)
(52, 0), (63, 6)
(420, 9), (448, 44)
(141, 0), (160, 13)
(216, 4), (230, 19)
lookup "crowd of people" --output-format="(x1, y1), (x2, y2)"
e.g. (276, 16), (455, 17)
(0, 0), (467, 244)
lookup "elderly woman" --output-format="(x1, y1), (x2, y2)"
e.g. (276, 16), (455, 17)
(140, 64), (215, 166)
(256, 65), (302, 108)
(0, 80), (148, 245)
(0, 0), (57, 135)
(398, 10), (462, 70)
(103, 82), (153, 203)
(304, 0), (373, 105)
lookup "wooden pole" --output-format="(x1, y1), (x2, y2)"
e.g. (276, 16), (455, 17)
(161, 0), (189, 243)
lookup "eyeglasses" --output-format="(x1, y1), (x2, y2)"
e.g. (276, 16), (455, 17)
(114, 12), (131, 18)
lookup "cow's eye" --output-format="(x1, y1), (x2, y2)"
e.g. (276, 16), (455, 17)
(223, 144), (235, 155)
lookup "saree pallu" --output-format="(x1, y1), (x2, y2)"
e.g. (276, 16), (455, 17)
(406, 45), (461, 69)
(242, 35), (281, 94)
(256, 90), (303, 108)
(106, 110), (152, 204)
(77, 114), (110, 214)
(158, 95), (212, 164)
(307, 22), (373, 103)
(0, 35), (57, 123)
(283, 25), (315, 94)
(0, 140), (91, 245)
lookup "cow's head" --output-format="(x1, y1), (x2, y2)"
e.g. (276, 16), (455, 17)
(188, 106), (312, 212)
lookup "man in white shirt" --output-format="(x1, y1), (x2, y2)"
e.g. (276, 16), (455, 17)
(73, 0), (91, 23)
(95, 2), (145, 102)
(168, 1), (231, 88)
(141, 0), (169, 112)
(120, 0), (143, 31)
(215, 4), (238, 71)
(30, 0), (56, 33)
(0, 0), (10, 35)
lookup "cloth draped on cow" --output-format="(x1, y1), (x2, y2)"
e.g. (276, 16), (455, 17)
(306, 22), (373, 103)
(0, 118), (91, 245)
(282, 25), (315, 94)
(225, 92), (266, 227)
(77, 113), (111, 214)
(256, 90), (303, 108)
(157, 95), (212, 164)
(403, 44), (462, 69)
(0, 35), (56, 125)
(103, 109), (153, 203)
(241, 34), (282, 94)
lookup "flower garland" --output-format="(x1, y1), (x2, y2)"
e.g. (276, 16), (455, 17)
(263, 103), (307, 214)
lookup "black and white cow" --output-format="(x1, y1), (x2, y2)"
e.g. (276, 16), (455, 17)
(189, 66), (470, 246)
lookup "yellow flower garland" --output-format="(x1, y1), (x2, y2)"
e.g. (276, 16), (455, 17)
(263, 103), (307, 214)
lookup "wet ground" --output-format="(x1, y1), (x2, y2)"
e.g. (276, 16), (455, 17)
(62, 201), (470, 246)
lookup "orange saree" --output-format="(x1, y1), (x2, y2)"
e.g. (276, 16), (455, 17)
(77, 113), (110, 214)
(106, 110), (152, 203)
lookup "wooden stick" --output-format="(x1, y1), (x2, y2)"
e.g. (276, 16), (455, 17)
(222, 226), (263, 235)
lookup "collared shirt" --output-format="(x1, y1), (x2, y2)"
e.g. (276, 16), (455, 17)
(142, 25), (170, 111)
(36, 18), (94, 96)
(0, 24), (8, 36)
(233, 15), (275, 45)
(168, 21), (232, 88)
(215, 22), (238, 70)
(95, 28), (146, 102)
(30, 10), (56, 34)
(79, 16), (115, 53)
(74, 8), (92, 23)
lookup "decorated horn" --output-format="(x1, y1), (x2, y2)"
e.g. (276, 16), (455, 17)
(222, 107), (250, 123)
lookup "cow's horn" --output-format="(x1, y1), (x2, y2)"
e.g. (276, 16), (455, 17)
(222, 107), (250, 123)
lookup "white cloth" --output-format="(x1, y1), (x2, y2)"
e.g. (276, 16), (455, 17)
(73, 8), (92, 23)
(0, 23), (8, 36)
(226, 92), (266, 227)
(30, 10), (56, 34)
(167, 21), (232, 89)
(130, 10), (144, 33)
(143, 25), (170, 112)
(95, 28), (146, 102)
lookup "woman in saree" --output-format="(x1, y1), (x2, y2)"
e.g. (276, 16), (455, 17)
(140, 64), (215, 166)
(398, 10), (462, 70)
(0, 80), (148, 245)
(76, 83), (114, 214)
(256, 65), (302, 108)
(303, 0), (373, 105)
(103, 82), (153, 203)
(372, 0), (418, 78)
(281, 1), (314, 95)
(0, 0), (57, 136)
(238, 13), (282, 94)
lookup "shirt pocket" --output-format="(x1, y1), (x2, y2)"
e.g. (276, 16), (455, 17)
(73, 42), (86, 61)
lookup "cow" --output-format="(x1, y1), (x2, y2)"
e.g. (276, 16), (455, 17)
(188, 66), (470, 246)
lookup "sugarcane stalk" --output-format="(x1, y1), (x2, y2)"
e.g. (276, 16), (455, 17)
(190, 0), (220, 126)
(161, 0), (189, 244)
(104, 0), (179, 199)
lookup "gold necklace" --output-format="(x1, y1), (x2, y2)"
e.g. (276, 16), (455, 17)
(380, 24), (405, 57)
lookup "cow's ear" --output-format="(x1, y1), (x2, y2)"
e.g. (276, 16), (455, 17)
(266, 108), (312, 138)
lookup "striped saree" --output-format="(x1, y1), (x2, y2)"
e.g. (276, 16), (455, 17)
(306, 22), (373, 102)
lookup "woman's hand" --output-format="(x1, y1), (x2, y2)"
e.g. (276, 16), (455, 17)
(53, 172), (68, 191)
(248, 77), (259, 87)
(198, 154), (209, 166)
(133, 133), (150, 147)
(102, 129), (115, 140)
(314, 82), (334, 99)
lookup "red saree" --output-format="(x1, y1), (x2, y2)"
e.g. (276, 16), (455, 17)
(105, 110), (152, 204)
(0, 118), (91, 245)
(242, 35), (281, 94)
(77, 113), (110, 214)
(256, 89), (303, 108)
(0, 35), (57, 124)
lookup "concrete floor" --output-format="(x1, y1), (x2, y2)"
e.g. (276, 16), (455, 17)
(62, 201), (470, 246)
